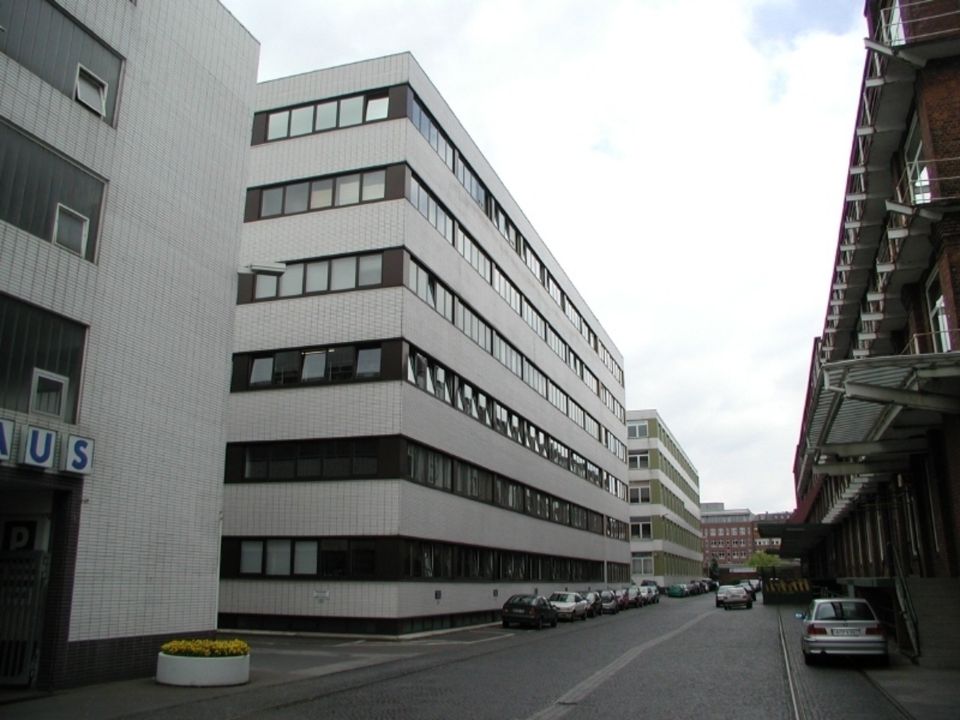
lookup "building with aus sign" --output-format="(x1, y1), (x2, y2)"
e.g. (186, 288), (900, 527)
(219, 53), (631, 634)
(777, 0), (960, 668)
(0, 0), (257, 689)
(626, 410), (701, 589)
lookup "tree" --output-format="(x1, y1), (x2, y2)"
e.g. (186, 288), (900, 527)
(747, 550), (780, 569)
(708, 556), (720, 580)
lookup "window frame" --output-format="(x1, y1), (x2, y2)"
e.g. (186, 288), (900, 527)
(30, 368), (69, 419)
(75, 64), (108, 117)
(53, 203), (90, 257)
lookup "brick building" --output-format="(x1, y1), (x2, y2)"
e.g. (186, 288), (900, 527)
(780, 0), (960, 666)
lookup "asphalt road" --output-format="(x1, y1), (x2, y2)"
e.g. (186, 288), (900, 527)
(5, 594), (910, 720)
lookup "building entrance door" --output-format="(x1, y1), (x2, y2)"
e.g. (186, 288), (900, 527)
(0, 551), (50, 686)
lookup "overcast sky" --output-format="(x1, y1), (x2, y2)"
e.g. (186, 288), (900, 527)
(220, 0), (868, 514)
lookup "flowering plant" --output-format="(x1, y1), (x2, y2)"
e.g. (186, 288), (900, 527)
(159, 639), (250, 657)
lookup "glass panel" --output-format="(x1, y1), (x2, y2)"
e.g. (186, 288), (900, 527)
(244, 446), (269, 479)
(357, 254), (382, 286)
(355, 348), (381, 378)
(310, 178), (334, 208)
(365, 95), (389, 121)
(261, 187), (284, 217)
(76, 67), (106, 115)
(315, 101), (337, 130)
(54, 206), (88, 255)
(240, 541), (262, 573)
(330, 256), (357, 290)
(339, 96), (363, 127)
(301, 351), (327, 381)
(32, 372), (65, 417)
(336, 174), (361, 206)
(305, 261), (329, 292)
(278, 263), (304, 296)
(328, 347), (356, 381)
(294, 541), (318, 574)
(250, 357), (273, 385)
(273, 350), (301, 384)
(362, 170), (386, 201)
(284, 182), (309, 214)
(267, 111), (289, 140)
(289, 106), (314, 136)
(265, 539), (291, 575)
(254, 274), (278, 299)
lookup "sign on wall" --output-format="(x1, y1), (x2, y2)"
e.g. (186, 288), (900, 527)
(0, 418), (94, 475)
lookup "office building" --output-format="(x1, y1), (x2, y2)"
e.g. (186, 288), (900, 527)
(626, 410), (701, 587)
(217, 53), (631, 634)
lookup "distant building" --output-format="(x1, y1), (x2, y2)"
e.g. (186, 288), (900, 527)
(626, 410), (701, 587)
(701, 504), (756, 568)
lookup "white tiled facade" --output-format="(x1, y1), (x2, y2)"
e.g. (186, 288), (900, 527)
(626, 409), (702, 588)
(0, 0), (257, 687)
(222, 54), (630, 633)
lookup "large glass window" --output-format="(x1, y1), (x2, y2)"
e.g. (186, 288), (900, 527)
(0, 0), (122, 124)
(0, 295), (85, 423)
(0, 123), (105, 262)
(330, 256), (358, 291)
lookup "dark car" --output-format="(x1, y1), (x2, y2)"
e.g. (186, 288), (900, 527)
(501, 594), (558, 629)
(579, 590), (602, 617)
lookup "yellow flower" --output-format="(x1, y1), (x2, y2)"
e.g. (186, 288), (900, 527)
(160, 639), (250, 657)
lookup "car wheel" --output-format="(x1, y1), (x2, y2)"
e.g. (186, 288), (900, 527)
(723, 605), (729, 611)
(803, 652), (814, 666)
(502, 620), (509, 628)
(716, 601), (721, 608)
(536, 617), (543, 630)
(581, 612), (587, 621)
(747, 602), (753, 609)
(551, 618), (557, 627)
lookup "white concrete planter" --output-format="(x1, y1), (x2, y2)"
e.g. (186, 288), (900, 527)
(155, 652), (250, 687)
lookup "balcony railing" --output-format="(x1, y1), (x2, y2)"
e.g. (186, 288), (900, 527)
(877, 0), (960, 47)
(901, 329), (960, 355)
(895, 157), (960, 206)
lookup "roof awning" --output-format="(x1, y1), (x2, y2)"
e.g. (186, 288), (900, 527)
(797, 353), (960, 494)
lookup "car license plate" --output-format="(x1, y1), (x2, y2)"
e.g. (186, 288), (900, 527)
(831, 628), (861, 636)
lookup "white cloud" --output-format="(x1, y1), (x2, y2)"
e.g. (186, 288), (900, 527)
(220, 0), (867, 513)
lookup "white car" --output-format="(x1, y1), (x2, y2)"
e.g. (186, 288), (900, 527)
(638, 585), (659, 604)
(548, 592), (589, 621)
(800, 598), (887, 665)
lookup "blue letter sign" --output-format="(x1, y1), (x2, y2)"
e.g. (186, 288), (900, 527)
(64, 435), (94, 475)
(21, 426), (56, 469)
(0, 419), (11, 461)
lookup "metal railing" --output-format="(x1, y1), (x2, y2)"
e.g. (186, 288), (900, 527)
(895, 156), (960, 206)
(901, 329), (960, 354)
(877, 1), (960, 47)
(891, 547), (921, 659)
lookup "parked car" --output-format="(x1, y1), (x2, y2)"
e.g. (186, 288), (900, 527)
(638, 585), (659, 605)
(599, 589), (620, 614)
(667, 583), (688, 598)
(720, 585), (753, 610)
(639, 579), (662, 596)
(501, 594), (558, 630)
(578, 591), (602, 618)
(686, 580), (703, 595)
(715, 584), (737, 608)
(612, 588), (629, 610)
(622, 586), (643, 608)
(548, 591), (589, 622)
(799, 598), (887, 665)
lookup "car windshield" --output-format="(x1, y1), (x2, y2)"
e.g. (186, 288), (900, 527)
(550, 593), (573, 602)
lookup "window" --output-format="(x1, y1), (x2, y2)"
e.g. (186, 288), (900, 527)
(355, 348), (381, 379)
(310, 178), (334, 209)
(293, 541), (318, 575)
(301, 351), (327, 382)
(254, 274), (278, 299)
(278, 264), (304, 297)
(330, 256), (358, 291)
(289, 106), (314, 136)
(338, 96), (364, 127)
(284, 182), (310, 214)
(249, 357), (273, 386)
(265, 539), (291, 575)
(362, 170), (386, 202)
(30, 369), (68, 418)
(1, 0), (122, 124)
(53, 204), (89, 256)
(305, 260), (329, 293)
(365, 95), (389, 121)
(628, 451), (649, 470)
(336, 174), (361, 206)
(267, 111), (289, 140)
(240, 541), (262, 574)
(357, 255), (382, 286)
(315, 102), (337, 131)
(75, 65), (107, 116)
(927, 274), (952, 352)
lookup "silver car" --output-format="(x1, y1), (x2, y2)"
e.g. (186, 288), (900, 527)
(800, 598), (887, 665)
(548, 591), (588, 621)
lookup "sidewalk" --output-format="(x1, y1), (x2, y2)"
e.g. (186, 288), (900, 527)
(861, 653), (960, 720)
